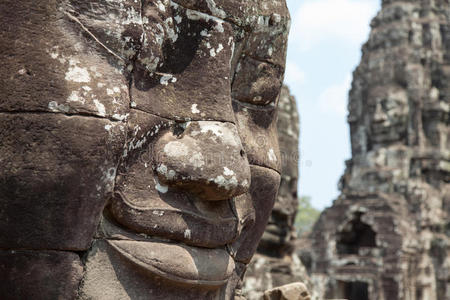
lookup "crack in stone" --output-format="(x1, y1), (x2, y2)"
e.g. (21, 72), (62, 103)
(63, 11), (126, 62)
(0, 110), (125, 123)
(249, 162), (281, 176)
(242, 53), (286, 70)
(129, 107), (237, 124)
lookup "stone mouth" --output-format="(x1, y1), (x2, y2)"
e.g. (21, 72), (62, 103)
(107, 239), (235, 288)
(108, 191), (240, 248)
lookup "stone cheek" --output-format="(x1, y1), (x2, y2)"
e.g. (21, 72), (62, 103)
(0, 250), (83, 299)
(0, 114), (125, 250)
(233, 100), (281, 173)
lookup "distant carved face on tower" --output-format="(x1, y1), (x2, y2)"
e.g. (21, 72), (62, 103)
(0, 0), (289, 298)
(367, 85), (409, 146)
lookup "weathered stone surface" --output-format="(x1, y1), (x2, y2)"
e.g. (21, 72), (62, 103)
(79, 239), (226, 300)
(0, 250), (83, 300)
(233, 100), (281, 172)
(131, 3), (237, 122)
(0, 0), (130, 120)
(0, 0), (290, 298)
(308, 1), (450, 299)
(0, 113), (125, 250)
(232, 57), (284, 106)
(231, 165), (281, 264)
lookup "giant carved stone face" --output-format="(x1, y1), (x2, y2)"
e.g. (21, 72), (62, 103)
(0, 0), (289, 299)
(367, 85), (409, 147)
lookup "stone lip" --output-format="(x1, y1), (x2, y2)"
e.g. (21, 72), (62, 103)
(109, 191), (240, 249)
(107, 239), (235, 288)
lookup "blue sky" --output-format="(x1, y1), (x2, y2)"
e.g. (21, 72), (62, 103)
(284, 0), (380, 210)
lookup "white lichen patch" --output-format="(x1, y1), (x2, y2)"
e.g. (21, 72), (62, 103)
(205, 0), (227, 19)
(212, 174), (238, 190)
(164, 17), (178, 42)
(67, 91), (86, 104)
(112, 113), (129, 121)
(99, 165), (117, 193)
(200, 29), (210, 37)
(157, 164), (168, 175)
(122, 6), (143, 26)
(199, 122), (240, 146)
(268, 148), (277, 162)
(93, 99), (106, 116)
(103, 167), (117, 184)
(174, 15), (182, 24)
(189, 151), (205, 168)
(152, 209), (165, 216)
(200, 122), (223, 136)
(48, 101), (70, 113)
(191, 104), (200, 114)
(66, 63), (91, 83)
(128, 136), (147, 150)
(160, 74), (176, 85)
(186, 8), (225, 34)
(241, 179), (249, 187)
(154, 178), (169, 194)
(164, 141), (189, 157)
(156, 0), (166, 12)
(223, 167), (235, 176)
(167, 169), (176, 180)
(209, 43), (224, 57)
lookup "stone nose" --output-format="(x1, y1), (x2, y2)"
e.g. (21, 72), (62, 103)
(153, 121), (251, 201)
(372, 103), (388, 123)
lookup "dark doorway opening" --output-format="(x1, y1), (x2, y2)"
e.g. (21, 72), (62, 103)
(337, 280), (369, 300)
(336, 212), (376, 255)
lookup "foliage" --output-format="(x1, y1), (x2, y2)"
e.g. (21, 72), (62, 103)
(294, 196), (321, 237)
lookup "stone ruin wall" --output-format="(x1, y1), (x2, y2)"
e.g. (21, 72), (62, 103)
(309, 0), (450, 299)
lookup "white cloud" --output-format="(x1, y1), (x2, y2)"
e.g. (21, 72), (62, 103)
(289, 0), (378, 52)
(284, 61), (306, 86)
(318, 74), (352, 116)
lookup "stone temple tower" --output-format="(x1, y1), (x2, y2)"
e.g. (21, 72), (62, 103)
(309, 0), (450, 299)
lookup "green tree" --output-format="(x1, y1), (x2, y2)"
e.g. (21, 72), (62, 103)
(294, 196), (321, 237)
